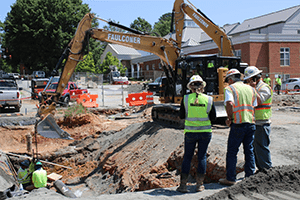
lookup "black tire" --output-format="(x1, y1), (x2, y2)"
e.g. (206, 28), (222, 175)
(294, 85), (299, 90)
(62, 96), (70, 107)
(15, 105), (20, 112)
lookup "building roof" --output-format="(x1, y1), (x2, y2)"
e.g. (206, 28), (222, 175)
(182, 38), (199, 47)
(230, 5), (300, 34)
(200, 23), (240, 42)
(182, 27), (202, 42)
(109, 44), (141, 56)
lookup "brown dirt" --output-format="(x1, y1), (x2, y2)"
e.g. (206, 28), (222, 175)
(0, 106), (152, 155)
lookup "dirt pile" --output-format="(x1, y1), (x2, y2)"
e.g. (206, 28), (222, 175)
(201, 164), (300, 200)
(43, 122), (184, 194)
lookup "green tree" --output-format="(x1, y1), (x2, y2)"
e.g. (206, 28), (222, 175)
(2, 0), (91, 74)
(130, 17), (152, 34)
(153, 13), (172, 37)
(103, 19), (126, 33)
(100, 52), (126, 75)
(75, 52), (98, 73)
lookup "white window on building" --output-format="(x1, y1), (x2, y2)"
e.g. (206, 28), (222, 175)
(298, 30), (300, 34)
(235, 49), (241, 57)
(152, 64), (155, 70)
(146, 65), (149, 70)
(280, 48), (290, 66)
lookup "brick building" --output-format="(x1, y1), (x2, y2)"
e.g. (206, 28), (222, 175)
(102, 5), (300, 85)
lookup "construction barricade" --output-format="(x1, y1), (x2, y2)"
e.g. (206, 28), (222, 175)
(76, 93), (99, 108)
(146, 92), (154, 105)
(126, 91), (154, 106)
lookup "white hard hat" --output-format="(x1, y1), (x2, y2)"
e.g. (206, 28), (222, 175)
(225, 69), (241, 83)
(243, 66), (262, 80)
(187, 75), (206, 90)
(225, 69), (240, 79)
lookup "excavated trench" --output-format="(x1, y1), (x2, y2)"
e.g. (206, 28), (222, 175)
(8, 112), (239, 195)
(3, 94), (300, 198)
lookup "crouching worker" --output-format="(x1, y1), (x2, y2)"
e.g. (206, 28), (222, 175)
(26, 161), (48, 191)
(177, 75), (216, 193)
(17, 160), (32, 190)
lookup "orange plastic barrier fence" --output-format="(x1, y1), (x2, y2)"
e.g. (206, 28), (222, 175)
(146, 92), (154, 105)
(126, 92), (152, 106)
(76, 93), (99, 108)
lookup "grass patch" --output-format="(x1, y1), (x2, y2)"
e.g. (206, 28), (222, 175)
(64, 103), (89, 118)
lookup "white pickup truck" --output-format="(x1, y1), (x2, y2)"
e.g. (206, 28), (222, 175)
(0, 76), (22, 112)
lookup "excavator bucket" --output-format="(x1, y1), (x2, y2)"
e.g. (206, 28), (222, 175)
(36, 114), (73, 140)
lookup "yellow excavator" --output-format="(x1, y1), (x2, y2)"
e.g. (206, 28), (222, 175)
(36, 12), (182, 138)
(36, 0), (246, 138)
(151, 0), (247, 127)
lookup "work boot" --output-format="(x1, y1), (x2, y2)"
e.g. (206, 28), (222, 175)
(195, 173), (205, 192)
(219, 178), (236, 186)
(176, 173), (189, 193)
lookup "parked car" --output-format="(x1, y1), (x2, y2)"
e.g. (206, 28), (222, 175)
(32, 71), (45, 78)
(147, 77), (164, 93)
(12, 73), (20, 79)
(281, 78), (300, 91)
(45, 82), (88, 107)
(8, 73), (20, 79)
(147, 76), (182, 96)
(0, 74), (22, 112)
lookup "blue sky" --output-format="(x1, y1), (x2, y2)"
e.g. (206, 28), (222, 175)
(0, 0), (299, 28)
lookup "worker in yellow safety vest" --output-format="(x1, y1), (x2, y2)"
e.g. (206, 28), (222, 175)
(244, 66), (273, 172)
(263, 74), (271, 87)
(275, 75), (282, 95)
(219, 69), (257, 186)
(177, 75), (216, 193)
(26, 161), (48, 191)
(17, 160), (32, 190)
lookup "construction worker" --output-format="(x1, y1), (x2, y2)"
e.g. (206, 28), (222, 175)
(275, 75), (282, 95)
(177, 75), (216, 193)
(17, 160), (32, 190)
(219, 69), (257, 186)
(207, 60), (215, 77)
(244, 66), (273, 172)
(26, 161), (48, 191)
(263, 74), (271, 87)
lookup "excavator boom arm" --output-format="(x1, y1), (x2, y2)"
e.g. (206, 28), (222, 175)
(90, 29), (179, 68)
(56, 13), (93, 95)
(173, 0), (234, 56)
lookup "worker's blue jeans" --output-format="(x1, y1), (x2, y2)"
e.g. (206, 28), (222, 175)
(226, 123), (256, 182)
(181, 132), (212, 175)
(254, 124), (272, 170)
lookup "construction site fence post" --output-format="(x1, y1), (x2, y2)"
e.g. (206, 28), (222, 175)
(102, 84), (104, 107)
(122, 84), (124, 107)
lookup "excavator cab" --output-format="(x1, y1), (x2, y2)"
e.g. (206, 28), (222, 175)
(152, 54), (245, 125)
(174, 54), (243, 97)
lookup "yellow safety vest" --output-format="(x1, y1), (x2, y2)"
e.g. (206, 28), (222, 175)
(225, 82), (256, 124)
(207, 62), (214, 68)
(17, 168), (31, 185)
(184, 93), (213, 133)
(255, 81), (272, 120)
(276, 78), (282, 85)
(264, 77), (271, 85)
(32, 168), (47, 188)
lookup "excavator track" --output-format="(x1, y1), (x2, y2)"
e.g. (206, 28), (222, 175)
(151, 104), (184, 129)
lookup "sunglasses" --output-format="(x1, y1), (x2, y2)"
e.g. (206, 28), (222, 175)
(191, 82), (202, 86)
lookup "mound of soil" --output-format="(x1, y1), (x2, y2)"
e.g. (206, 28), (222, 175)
(202, 164), (300, 200)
